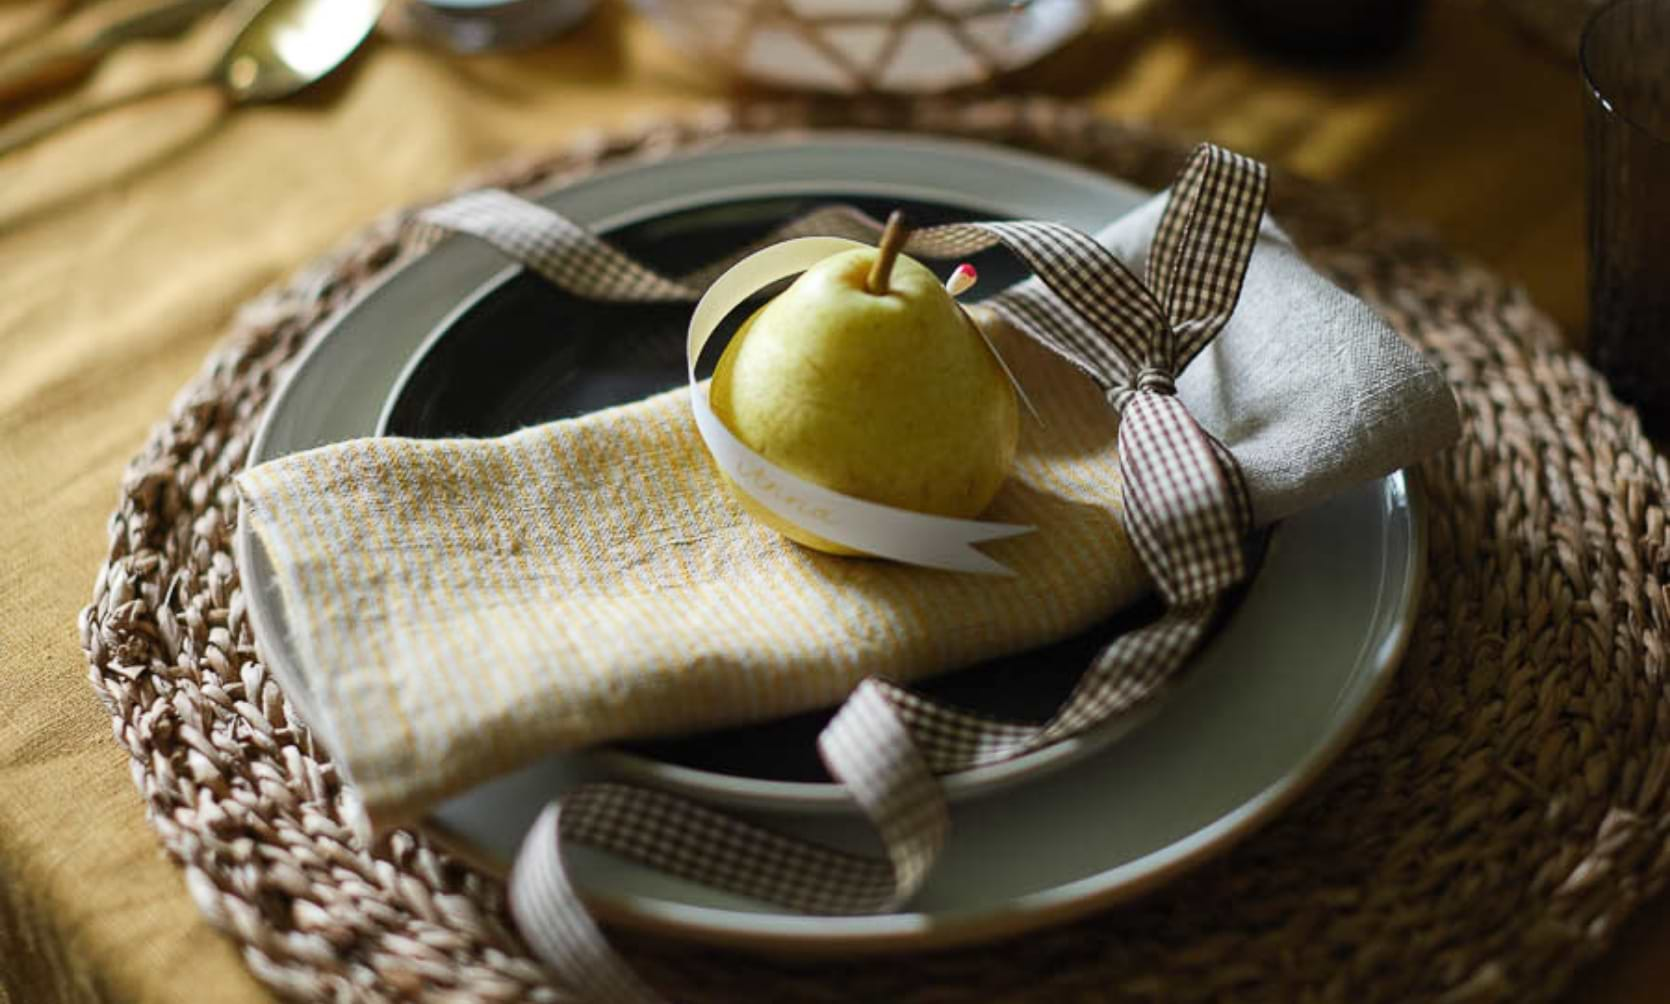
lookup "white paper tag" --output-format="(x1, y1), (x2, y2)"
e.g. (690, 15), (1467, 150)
(687, 237), (1035, 576)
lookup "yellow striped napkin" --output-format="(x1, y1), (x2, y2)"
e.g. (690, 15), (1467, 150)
(237, 322), (1146, 824)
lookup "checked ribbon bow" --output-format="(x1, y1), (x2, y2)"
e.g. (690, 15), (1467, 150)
(419, 143), (1269, 1002)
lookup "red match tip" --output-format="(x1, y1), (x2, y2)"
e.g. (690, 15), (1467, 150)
(946, 262), (979, 296)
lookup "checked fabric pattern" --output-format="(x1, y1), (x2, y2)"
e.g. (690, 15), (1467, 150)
(417, 144), (1268, 1004)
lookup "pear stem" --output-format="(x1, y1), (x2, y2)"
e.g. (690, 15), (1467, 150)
(866, 210), (910, 295)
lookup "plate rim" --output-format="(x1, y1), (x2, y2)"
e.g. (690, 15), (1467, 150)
(235, 131), (1426, 953)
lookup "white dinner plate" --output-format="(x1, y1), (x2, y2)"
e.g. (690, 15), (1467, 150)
(236, 133), (1424, 954)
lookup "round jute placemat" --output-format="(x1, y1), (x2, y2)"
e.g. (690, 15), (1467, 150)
(81, 98), (1670, 1003)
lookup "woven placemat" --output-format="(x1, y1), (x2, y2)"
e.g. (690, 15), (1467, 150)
(81, 98), (1670, 1003)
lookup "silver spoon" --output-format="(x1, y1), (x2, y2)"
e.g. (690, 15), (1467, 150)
(0, 0), (386, 157)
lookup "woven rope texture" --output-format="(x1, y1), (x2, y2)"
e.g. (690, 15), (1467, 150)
(80, 99), (1670, 1002)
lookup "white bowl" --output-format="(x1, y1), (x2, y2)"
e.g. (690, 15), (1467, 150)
(629, 0), (1096, 94)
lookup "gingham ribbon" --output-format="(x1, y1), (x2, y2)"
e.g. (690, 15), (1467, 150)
(420, 144), (1268, 1003)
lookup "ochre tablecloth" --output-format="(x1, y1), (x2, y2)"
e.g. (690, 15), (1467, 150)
(0, 1), (1654, 1001)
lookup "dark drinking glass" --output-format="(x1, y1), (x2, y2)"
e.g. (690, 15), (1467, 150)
(1216, 0), (1425, 63)
(1584, 0), (1670, 437)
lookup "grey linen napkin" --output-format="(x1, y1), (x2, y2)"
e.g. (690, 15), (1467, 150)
(1107, 198), (1458, 525)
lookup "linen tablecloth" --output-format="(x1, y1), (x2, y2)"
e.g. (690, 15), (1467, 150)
(0, 2), (1652, 1001)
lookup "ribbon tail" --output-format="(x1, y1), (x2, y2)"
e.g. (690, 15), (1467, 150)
(419, 190), (700, 302)
(883, 523), (1036, 577)
(510, 804), (666, 1004)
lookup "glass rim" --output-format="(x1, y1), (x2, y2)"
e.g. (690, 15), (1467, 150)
(1581, 0), (1670, 145)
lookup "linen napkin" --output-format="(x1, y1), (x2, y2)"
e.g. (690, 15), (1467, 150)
(236, 184), (1458, 826)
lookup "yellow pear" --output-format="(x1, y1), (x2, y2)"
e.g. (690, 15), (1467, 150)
(709, 231), (1019, 556)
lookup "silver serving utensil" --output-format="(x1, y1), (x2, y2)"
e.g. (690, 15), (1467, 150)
(0, 0), (385, 157)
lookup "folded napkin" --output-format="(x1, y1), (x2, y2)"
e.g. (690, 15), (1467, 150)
(237, 190), (1458, 825)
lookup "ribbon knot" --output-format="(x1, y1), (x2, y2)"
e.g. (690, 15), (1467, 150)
(1109, 366), (1177, 413)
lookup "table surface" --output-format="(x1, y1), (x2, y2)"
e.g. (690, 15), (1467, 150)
(0, 1), (1660, 1001)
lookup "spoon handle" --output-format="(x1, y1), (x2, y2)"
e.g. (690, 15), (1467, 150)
(0, 77), (214, 157)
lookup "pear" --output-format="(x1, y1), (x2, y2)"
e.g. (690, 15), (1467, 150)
(709, 222), (1019, 556)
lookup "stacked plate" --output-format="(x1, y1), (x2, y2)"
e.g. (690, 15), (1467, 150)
(236, 134), (1424, 953)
